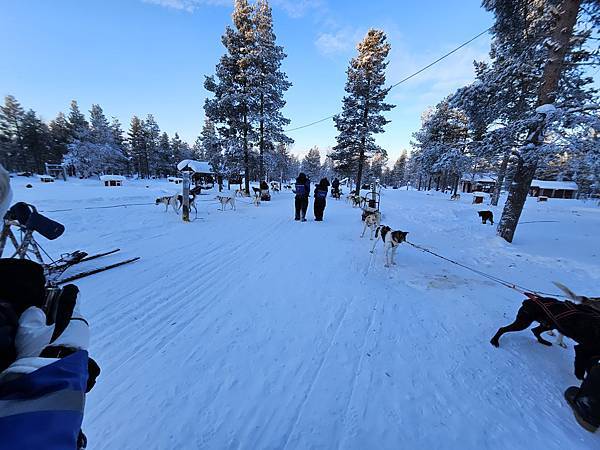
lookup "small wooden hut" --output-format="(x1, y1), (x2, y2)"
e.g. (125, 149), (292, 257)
(100, 175), (125, 187)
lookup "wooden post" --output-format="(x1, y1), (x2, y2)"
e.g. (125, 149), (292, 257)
(182, 171), (191, 223)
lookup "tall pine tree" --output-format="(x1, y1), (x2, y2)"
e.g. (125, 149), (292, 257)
(205, 0), (256, 194)
(331, 29), (395, 191)
(0, 95), (25, 170)
(302, 146), (321, 181)
(254, 0), (292, 181)
(490, 0), (598, 242)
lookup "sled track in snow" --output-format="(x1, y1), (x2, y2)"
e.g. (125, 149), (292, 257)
(281, 293), (357, 449)
(338, 295), (381, 449)
(89, 217), (289, 422)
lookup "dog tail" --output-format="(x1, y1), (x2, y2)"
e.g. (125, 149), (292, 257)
(553, 282), (583, 303)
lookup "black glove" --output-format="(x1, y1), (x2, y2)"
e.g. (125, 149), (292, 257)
(0, 259), (46, 372)
(0, 259), (46, 313)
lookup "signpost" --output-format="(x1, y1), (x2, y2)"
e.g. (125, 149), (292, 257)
(181, 170), (191, 222)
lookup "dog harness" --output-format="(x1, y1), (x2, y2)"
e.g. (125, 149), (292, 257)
(528, 294), (600, 336)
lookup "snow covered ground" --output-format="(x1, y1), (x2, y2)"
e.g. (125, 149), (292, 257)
(10, 176), (600, 449)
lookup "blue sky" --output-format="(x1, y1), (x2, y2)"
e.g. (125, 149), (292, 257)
(1, 0), (495, 162)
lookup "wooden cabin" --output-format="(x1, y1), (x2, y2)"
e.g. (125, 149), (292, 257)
(38, 175), (55, 183)
(461, 174), (496, 194)
(168, 177), (183, 184)
(529, 180), (578, 199)
(100, 175), (125, 187)
(177, 160), (215, 189)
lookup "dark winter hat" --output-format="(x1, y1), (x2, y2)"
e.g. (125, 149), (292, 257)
(0, 259), (46, 313)
(297, 172), (307, 182)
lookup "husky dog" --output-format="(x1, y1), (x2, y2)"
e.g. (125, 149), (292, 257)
(155, 195), (180, 214)
(361, 211), (381, 240)
(251, 187), (262, 197)
(490, 292), (600, 381)
(176, 193), (197, 215)
(215, 194), (236, 211)
(371, 225), (409, 267)
(350, 195), (362, 208)
(478, 210), (494, 225)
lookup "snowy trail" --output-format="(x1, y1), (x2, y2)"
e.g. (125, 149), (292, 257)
(12, 179), (600, 449)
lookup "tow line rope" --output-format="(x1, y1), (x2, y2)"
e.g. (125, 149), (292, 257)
(404, 240), (570, 299)
(40, 197), (225, 213)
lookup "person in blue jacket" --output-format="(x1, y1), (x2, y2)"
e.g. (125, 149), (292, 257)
(313, 178), (330, 221)
(294, 172), (310, 222)
(0, 165), (99, 450)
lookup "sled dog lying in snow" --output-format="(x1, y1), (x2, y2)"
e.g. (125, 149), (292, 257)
(361, 211), (381, 240)
(478, 210), (494, 225)
(451, 193), (461, 200)
(371, 225), (408, 267)
(155, 195), (180, 214)
(215, 194), (236, 211)
(547, 283), (600, 348)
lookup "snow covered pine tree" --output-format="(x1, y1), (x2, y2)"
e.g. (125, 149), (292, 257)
(331, 29), (395, 192)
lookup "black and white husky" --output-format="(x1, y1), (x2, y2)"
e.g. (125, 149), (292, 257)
(371, 225), (408, 267)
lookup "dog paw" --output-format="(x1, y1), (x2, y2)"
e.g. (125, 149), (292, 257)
(490, 339), (499, 348)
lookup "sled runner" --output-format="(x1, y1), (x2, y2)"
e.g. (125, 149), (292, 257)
(0, 202), (139, 284)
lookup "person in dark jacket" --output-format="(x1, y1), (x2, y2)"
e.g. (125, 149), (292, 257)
(294, 173), (310, 221)
(314, 178), (330, 221)
(331, 178), (340, 197)
(565, 359), (600, 432)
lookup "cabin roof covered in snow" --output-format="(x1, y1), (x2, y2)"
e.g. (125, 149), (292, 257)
(177, 160), (213, 174)
(461, 174), (496, 183)
(531, 180), (578, 191)
(100, 175), (125, 182)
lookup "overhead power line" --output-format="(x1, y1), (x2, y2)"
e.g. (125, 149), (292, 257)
(284, 27), (492, 133)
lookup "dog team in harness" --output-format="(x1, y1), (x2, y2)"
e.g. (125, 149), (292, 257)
(1, 160), (599, 444)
